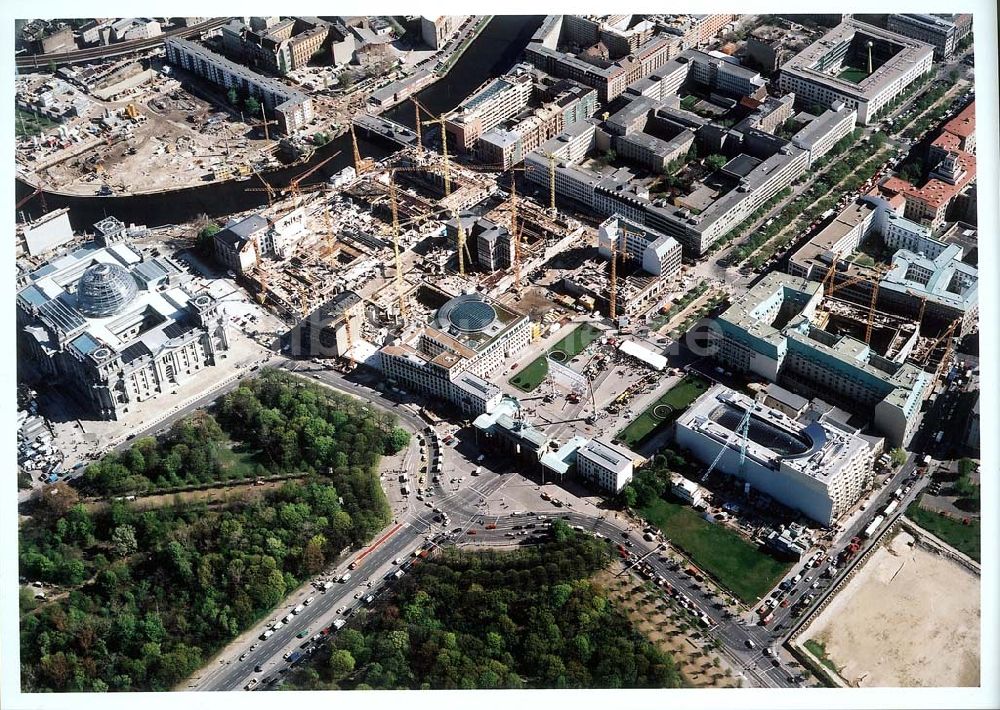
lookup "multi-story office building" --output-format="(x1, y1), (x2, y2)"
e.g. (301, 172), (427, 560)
(420, 15), (459, 50)
(880, 144), (976, 229)
(223, 17), (332, 75)
(165, 37), (313, 133)
(689, 14), (739, 45)
(477, 81), (596, 169)
(212, 208), (306, 275)
(788, 196), (977, 334)
(526, 34), (675, 102)
(526, 121), (808, 256)
(733, 93), (796, 135)
(714, 273), (931, 446)
(777, 19), (934, 125)
(17, 235), (230, 420)
(886, 14), (973, 59)
(625, 55), (692, 101)
(676, 385), (877, 525)
(931, 100), (976, 156)
(576, 438), (637, 493)
(444, 67), (535, 151)
(786, 200), (879, 279)
(790, 104), (857, 167)
(684, 49), (766, 97)
(378, 294), (530, 416)
(880, 244), (978, 335)
(597, 215), (682, 278)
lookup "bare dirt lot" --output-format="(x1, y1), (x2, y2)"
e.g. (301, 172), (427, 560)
(801, 529), (980, 687)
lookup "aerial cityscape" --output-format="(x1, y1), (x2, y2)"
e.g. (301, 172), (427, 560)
(13, 11), (984, 698)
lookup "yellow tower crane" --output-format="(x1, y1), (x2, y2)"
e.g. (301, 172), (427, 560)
(321, 197), (336, 261)
(251, 238), (267, 304)
(349, 124), (375, 175)
(541, 152), (557, 211)
(864, 264), (886, 345)
(413, 99), (422, 148)
(250, 165), (277, 207)
(933, 319), (961, 382)
(415, 99), (452, 197)
(821, 255), (840, 296)
(509, 179), (522, 289)
(453, 210), (472, 277)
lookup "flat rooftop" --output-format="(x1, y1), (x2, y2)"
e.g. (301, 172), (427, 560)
(781, 19), (934, 98)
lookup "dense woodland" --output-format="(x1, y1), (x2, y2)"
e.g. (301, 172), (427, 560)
(19, 371), (406, 692)
(83, 370), (411, 495)
(285, 524), (684, 690)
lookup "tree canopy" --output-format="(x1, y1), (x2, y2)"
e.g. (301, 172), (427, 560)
(285, 528), (683, 690)
(20, 372), (400, 692)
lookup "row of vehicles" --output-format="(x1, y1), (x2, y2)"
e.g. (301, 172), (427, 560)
(245, 541), (436, 690)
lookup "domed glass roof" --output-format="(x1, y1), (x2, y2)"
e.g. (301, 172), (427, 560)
(77, 262), (138, 318)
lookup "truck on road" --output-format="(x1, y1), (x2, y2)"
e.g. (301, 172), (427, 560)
(862, 514), (885, 539)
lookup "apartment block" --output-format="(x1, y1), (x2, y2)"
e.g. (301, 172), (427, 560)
(886, 14), (973, 59)
(165, 37), (313, 133)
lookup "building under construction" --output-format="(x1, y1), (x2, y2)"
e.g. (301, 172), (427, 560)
(290, 290), (364, 360)
(713, 272), (932, 447)
(675, 384), (878, 525)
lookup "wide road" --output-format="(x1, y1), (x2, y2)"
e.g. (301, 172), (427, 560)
(175, 360), (932, 691)
(188, 363), (796, 690)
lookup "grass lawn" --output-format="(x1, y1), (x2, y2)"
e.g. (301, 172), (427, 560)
(680, 95), (698, 110)
(640, 497), (792, 603)
(510, 356), (549, 392)
(550, 323), (603, 360)
(803, 639), (839, 675)
(616, 375), (710, 449)
(837, 66), (869, 84)
(214, 444), (261, 481)
(509, 323), (603, 392)
(906, 496), (980, 562)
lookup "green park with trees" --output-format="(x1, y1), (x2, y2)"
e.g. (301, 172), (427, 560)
(19, 371), (408, 691)
(284, 524), (684, 690)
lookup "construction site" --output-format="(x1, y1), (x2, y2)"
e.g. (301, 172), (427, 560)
(227, 111), (627, 363)
(811, 251), (967, 387)
(16, 67), (287, 197)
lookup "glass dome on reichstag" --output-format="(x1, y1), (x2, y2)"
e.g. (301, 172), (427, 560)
(77, 262), (138, 318)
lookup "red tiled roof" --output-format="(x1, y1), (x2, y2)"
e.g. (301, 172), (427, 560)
(880, 176), (911, 194)
(943, 101), (975, 139)
(903, 153), (976, 209)
(879, 151), (976, 211)
(932, 132), (962, 152)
